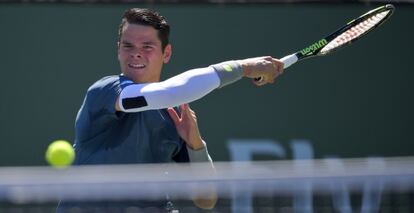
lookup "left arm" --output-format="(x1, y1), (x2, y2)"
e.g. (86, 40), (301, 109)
(167, 104), (217, 209)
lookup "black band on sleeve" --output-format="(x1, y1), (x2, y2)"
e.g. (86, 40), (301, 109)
(122, 96), (148, 110)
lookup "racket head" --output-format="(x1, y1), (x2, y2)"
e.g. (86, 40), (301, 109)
(254, 4), (394, 83)
(317, 4), (395, 56)
(296, 4), (394, 60)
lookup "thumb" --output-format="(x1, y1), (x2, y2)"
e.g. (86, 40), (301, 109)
(167, 107), (181, 125)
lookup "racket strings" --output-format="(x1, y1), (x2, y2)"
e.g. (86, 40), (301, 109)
(320, 10), (391, 54)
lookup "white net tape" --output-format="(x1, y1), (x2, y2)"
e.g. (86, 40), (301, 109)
(0, 157), (413, 203)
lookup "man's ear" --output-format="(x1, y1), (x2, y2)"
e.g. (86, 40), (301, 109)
(163, 44), (172, 63)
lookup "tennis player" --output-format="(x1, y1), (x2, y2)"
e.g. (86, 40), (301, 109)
(57, 8), (283, 213)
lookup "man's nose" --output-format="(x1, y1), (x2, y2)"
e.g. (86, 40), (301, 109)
(130, 49), (142, 58)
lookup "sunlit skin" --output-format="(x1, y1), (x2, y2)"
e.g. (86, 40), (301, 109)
(118, 22), (171, 84)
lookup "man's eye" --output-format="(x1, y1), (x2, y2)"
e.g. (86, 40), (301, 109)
(122, 44), (133, 48)
(143, 46), (153, 50)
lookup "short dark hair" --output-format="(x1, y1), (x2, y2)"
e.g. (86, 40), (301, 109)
(118, 8), (170, 51)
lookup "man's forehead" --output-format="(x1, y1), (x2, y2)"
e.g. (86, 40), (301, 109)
(121, 23), (161, 43)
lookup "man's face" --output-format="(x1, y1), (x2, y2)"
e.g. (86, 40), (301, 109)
(118, 22), (171, 83)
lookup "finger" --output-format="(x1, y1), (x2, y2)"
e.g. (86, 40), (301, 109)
(185, 104), (198, 120)
(181, 104), (188, 115)
(180, 104), (191, 118)
(180, 104), (191, 120)
(167, 107), (181, 125)
(261, 69), (275, 84)
(184, 104), (193, 116)
(190, 111), (197, 120)
(279, 61), (285, 74)
(252, 56), (271, 61)
(272, 58), (284, 75)
(276, 61), (284, 75)
(179, 104), (186, 112)
(185, 103), (193, 111)
(252, 78), (266, 86)
(183, 103), (190, 110)
(268, 76), (275, 84)
(262, 56), (273, 62)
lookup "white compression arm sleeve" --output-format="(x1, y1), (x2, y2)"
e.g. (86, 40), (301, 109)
(118, 67), (220, 113)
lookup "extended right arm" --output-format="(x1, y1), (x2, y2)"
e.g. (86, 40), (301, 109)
(115, 57), (284, 112)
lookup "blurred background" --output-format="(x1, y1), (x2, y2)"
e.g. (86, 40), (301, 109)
(1, 1), (413, 212)
(0, 0), (412, 166)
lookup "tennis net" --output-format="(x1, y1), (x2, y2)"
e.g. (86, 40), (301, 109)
(0, 156), (413, 212)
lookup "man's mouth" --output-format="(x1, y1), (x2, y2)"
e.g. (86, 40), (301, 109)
(128, 63), (146, 69)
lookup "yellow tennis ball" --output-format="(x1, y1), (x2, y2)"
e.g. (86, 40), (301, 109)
(45, 140), (75, 168)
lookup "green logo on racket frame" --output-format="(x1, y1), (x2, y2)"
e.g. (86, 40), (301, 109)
(300, 39), (328, 56)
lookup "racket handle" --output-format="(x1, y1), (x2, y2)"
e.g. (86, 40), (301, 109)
(280, 54), (298, 69)
(254, 53), (298, 82)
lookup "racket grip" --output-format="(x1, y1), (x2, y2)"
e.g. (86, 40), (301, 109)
(254, 54), (298, 82)
(280, 54), (298, 69)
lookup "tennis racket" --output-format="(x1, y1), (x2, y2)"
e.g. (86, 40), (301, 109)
(255, 4), (395, 82)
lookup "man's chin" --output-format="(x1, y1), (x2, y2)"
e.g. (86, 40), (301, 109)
(129, 68), (146, 73)
(122, 69), (160, 83)
(125, 69), (146, 77)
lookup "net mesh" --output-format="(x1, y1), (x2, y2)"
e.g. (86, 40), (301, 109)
(0, 157), (413, 212)
(320, 10), (391, 55)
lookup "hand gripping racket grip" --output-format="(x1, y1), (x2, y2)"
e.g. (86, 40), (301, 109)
(254, 54), (298, 83)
